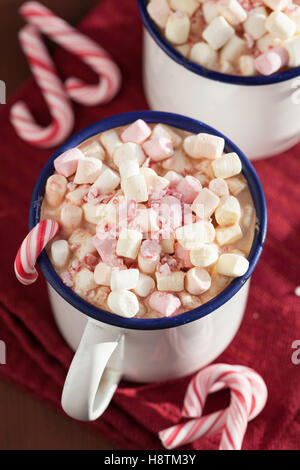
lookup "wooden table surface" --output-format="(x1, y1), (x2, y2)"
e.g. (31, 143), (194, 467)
(0, 0), (117, 450)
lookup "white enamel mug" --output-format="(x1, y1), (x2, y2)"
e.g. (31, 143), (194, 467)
(137, 0), (300, 161)
(29, 111), (267, 422)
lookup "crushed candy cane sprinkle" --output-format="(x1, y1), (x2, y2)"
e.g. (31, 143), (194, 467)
(146, 0), (300, 76)
(41, 119), (256, 319)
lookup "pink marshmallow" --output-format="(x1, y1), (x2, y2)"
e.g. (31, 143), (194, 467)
(254, 47), (288, 76)
(54, 148), (85, 177)
(175, 243), (193, 268)
(176, 175), (202, 204)
(142, 138), (174, 161)
(93, 234), (123, 267)
(159, 196), (182, 233)
(148, 291), (181, 317)
(121, 119), (152, 144)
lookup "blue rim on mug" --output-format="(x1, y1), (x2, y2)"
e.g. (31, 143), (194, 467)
(137, 0), (300, 87)
(29, 110), (267, 330)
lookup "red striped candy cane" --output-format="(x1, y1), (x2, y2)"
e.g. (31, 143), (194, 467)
(159, 364), (267, 450)
(14, 219), (60, 285)
(20, 2), (121, 106)
(10, 25), (74, 148)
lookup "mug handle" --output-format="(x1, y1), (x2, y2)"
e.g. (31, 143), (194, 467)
(61, 318), (124, 421)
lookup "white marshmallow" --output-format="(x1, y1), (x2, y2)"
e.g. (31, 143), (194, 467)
(209, 178), (229, 197)
(185, 267), (211, 295)
(110, 268), (139, 291)
(156, 271), (185, 292)
(147, 0), (171, 28)
(138, 252), (160, 274)
(266, 11), (296, 40)
(161, 235), (175, 254)
(92, 168), (120, 194)
(66, 185), (89, 206)
(99, 129), (122, 156)
(212, 152), (242, 179)
(82, 203), (101, 224)
(165, 12), (191, 45)
(263, 0), (291, 11)
(226, 176), (247, 195)
(51, 240), (69, 268)
(140, 167), (168, 190)
(134, 208), (159, 233)
(119, 159), (140, 180)
(242, 204), (254, 228)
(220, 35), (246, 63)
(116, 228), (142, 259)
(217, 253), (249, 277)
(45, 174), (67, 208)
(239, 55), (256, 76)
(202, 16), (235, 50)
(152, 124), (182, 148)
(284, 35), (300, 67)
(134, 273), (155, 297)
(256, 33), (281, 53)
(81, 140), (105, 160)
(164, 170), (183, 186)
(216, 223), (242, 246)
(94, 262), (112, 286)
(175, 221), (216, 249)
(190, 244), (219, 268)
(162, 149), (192, 173)
(218, 0), (247, 26)
(122, 174), (148, 203)
(191, 188), (220, 219)
(183, 133), (225, 159)
(74, 158), (102, 184)
(170, 0), (199, 17)
(189, 42), (218, 67)
(74, 268), (97, 294)
(288, 7), (300, 32)
(113, 142), (145, 167)
(107, 290), (139, 318)
(61, 204), (83, 232)
(219, 59), (234, 74)
(215, 195), (241, 226)
(203, 1), (220, 24)
(175, 43), (191, 56)
(243, 8), (267, 40)
(178, 291), (202, 309)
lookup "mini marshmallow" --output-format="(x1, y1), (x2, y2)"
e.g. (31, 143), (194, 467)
(215, 223), (242, 246)
(66, 185), (89, 206)
(119, 159), (140, 180)
(138, 252), (160, 274)
(175, 243), (193, 268)
(92, 168), (120, 194)
(165, 12), (191, 45)
(159, 196), (182, 230)
(117, 228), (142, 259)
(100, 129), (122, 156)
(51, 240), (70, 268)
(176, 221), (215, 249)
(243, 8), (267, 40)
(152, 124), (182, 148)
(183, 133), (225, 159)
(170, 0), (199, 17)
(255, 47), (288, 75)
(121, 119), (152, 144)
(110, 268), (139, 291)
(140, 167), (169, 190)
(113, 142), (145, 167)
(239, 55), (256, 76)
(147, 0), (171, 28)
(185, 267), (211, 295)
(288, 7), (300, 32)
(82, 203), (102, 225)
(94, 262), (112, 286)
(220, 35), (246, 63)
(54, 148), (85, 177)
(202, 16), (235, 50)
(209, 178), (229, 197)
(263, 0), (291, 11)
(73, 232), (97, 262)
(142, 137), (174, 161)
(176, 43), (191, 56)
(215, 195), (241, 226)
(156, 271), (185, 292)
(107, 290), (139, 318)
(179, 291), (202, 309)
(203, 1), (220, 24)
(266, 11), (296, 40)
(94, 286), (110, 309)
(162, 149), (192, 173)
(242, 204), (254, 228)
(61, 204), (83, 231)
(191, 188), (220, 219)
(190, 244), (219, 268)
(217, 253), (249, 277)
(148, 291), (181, 316)
(284, 35), (300, 67)
(161, 236), (175, 254)
(176, 175), (202, 204)
(122, 174), (148, 203)
(226, 176), (247, 196)
(189, 42), (218, 67)
(45, 174), (67, 208)
(219, 59), (234, 74)
(81, 140), (105, 160)
(74, 268), (97, 294)
(218, 0), (247, 26)
(164, 170), (183, 186)
(134, 208), (159, 233)
(74, 158), (102, 184)
(134, 273), (155, 297)
(256, 33), (281, 53)
(212, 152), (242, 179)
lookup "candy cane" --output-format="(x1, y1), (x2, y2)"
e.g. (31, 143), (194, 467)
(10, 25), (74, 148)
(159, 364), (267, 450)
(20, 1), (121, 106)
(14, 219), (60, 285)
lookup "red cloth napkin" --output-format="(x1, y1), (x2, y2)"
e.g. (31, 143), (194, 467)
(1, 0), (300, 450)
